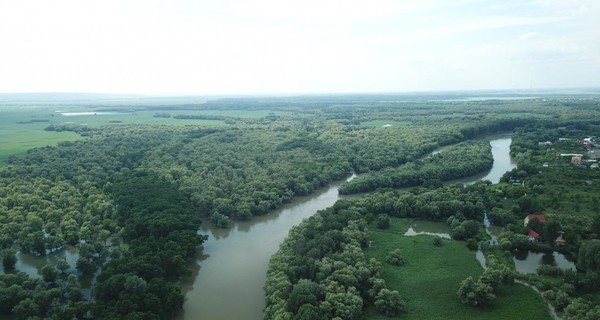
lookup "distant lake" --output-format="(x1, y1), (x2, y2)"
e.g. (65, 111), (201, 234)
(59, 112), (125, 116)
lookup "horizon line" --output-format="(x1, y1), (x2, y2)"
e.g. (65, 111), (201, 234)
(1, 87), (600, 100)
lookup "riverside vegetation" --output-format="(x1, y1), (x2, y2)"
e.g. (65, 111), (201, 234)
(0, 93), (599, 319)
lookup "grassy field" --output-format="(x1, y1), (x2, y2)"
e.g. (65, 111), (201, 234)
(0, 107), (83, 164)
(0, 105), (291, 164)
(54, 110), (229, 127)
(364, 217), (551, 320)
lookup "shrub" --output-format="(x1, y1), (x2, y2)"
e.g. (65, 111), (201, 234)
(542, 289), (556, 301)
(432, 236), (443, 247)
(375, 288), (405, 316)
(536, 264), (564, 277)
(385, 249), (405, 266)
(554, 290), (571, 311)
(466, 238), (479, 251)
(457, 276), (495, 307)
(376, 214), (390, 229)
(500, 238), (512, 250)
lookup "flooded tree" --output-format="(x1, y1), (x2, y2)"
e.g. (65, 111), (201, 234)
(1, 249), (17, 271)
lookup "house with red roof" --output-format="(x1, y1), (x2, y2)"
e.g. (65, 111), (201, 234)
(524, 214), (546, 241)
(528, 229), (541, 240)
(524, 214), (546, 226)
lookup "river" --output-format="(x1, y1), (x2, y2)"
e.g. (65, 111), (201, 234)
(450, 134), (516, 185)
(178, 176), (355, 320)
(180, 135), (516, 319)
(2, 136), (515, 320)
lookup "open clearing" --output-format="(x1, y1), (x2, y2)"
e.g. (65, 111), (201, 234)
(0, 105), (292, 164)
(363, 217), (551, 320)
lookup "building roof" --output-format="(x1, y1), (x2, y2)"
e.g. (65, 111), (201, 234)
(527, 214), (546, 224)
(528, 229), (541, 239)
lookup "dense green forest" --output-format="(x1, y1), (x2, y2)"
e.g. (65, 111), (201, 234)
(1, 94), (600, 319)
(266, 115), (600, 319)
(339, 141), (493, 194)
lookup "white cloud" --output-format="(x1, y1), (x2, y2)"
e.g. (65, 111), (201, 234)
(0, 0), (598, 93)
(228, 0), (469, 24)
(519, 32), (543, 40)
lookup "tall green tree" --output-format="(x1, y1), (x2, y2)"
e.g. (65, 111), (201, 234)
(457, 276), (495, 307)
(1, 249), (17, 271)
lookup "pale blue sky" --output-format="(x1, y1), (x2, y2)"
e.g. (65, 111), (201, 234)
(1, 0), (598, 94)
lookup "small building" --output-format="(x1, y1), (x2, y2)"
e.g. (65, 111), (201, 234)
(591, 163), (599, 169)
(572, 155), (582, 165)
(555, 232), (567, 246)
(538, 141), (552, 146)
(543, 162), (549, 167)
(525, 214), (546, 242)
(528, 229), (542, 241)
(524, 214), (546, 226)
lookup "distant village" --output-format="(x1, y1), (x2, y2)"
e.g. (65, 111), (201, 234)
(539, 136), (598, 169)
(515, 136), (599, 244)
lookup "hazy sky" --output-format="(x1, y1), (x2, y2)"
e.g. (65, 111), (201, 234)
(1, 0), (599, 94)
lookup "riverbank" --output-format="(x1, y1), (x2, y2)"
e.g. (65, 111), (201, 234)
(178, 175), (355, 320)
(180, 135), (516, 319)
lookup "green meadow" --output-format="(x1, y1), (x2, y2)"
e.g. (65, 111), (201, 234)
(364, 217), (551, 320)
(0, 107), (82, 164)
(0, 104), (292, 164)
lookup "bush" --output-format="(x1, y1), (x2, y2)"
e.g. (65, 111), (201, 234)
(466, 238), (479, 251)
(500, 238), (512, 250)
(536, 264), (564, 277)
(480, 268), (502, 290)
(554, 290), (571, 311)
(542, 289), (556, 301)
(432, 236), (443, 247)
(374, 288), (405, 316)
(376, 214), (390, 229)
(457, 276), (495, 307)
(386, 249), (405, 266)
(451, 220), (481, 240)
(561, 283), (575, 295)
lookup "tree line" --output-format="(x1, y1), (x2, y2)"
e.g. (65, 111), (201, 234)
(339, 141), (493, 194)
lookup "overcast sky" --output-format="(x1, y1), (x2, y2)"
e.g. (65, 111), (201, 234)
(1, 0), (599, 95)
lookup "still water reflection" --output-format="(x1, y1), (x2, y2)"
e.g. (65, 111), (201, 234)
(0, 246), (78, 278)
(512, 250), (576, 274)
